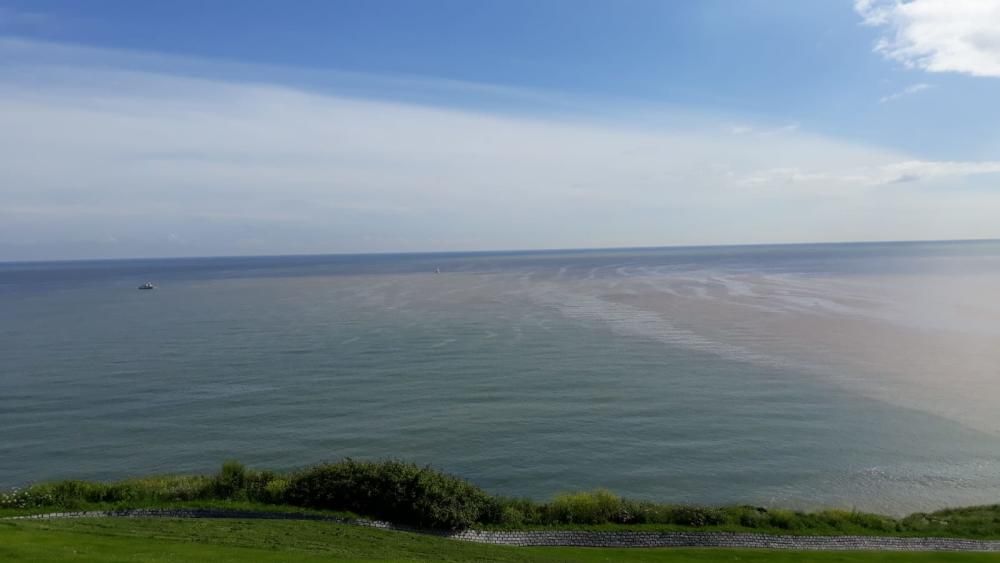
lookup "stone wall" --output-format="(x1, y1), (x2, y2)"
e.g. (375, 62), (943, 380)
(450, 529), (1000, 551)
(7, 509), (1000, 552)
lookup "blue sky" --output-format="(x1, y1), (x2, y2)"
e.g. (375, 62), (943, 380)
(2, 0), (1000, 259)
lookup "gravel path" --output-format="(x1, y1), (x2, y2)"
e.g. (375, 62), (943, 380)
(7, 508), (1000, 552)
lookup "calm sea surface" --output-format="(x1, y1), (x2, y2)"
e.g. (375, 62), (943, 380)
(3, 241), (1000, 514)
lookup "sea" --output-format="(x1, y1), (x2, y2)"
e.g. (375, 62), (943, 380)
(3, 240), (1000, 515)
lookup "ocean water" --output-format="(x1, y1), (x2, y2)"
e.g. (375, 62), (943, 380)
(3, 241), (1000, 515)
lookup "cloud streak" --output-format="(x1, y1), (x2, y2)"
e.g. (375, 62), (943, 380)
(879, 83), (931, 103)
(737, 159), (1000, 189)
(856, 0), (1000, 77)
(0, 6), (48, 27)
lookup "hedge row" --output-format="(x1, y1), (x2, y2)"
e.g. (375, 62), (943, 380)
(3, 460), (998, 535)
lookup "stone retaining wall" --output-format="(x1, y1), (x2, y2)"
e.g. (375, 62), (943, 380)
(7, 509), (1000, 552)
(450, 529), (1000, 551)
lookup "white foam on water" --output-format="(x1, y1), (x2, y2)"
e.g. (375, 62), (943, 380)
(529, 282), (798, 371)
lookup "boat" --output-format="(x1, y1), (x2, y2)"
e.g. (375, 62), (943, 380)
(138, 282), (156, 290)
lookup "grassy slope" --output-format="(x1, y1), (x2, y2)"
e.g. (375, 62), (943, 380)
(2, 518), (997, 563)
(7, 499), (1000, 540)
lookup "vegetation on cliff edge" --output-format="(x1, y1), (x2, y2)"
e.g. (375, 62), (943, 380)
(3, 459), (998, 537)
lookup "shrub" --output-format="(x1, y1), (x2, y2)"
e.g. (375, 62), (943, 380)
(0, 488), (33, 510)
(616, 499), (676, 524)
(284, 459), (494, 529)
(546, 490), (625, 525)
(487, 497), (542, 526)
(733, 506), (768, 528)
(152, 475), (213, 501)
(900, 512), (934, 532)
(666, 505), (727, 527)
(11, 459), (998, 538)
(242, 470), (277, 502)
(765, 508), (803, 530)
(45, 481), (110, 508)
(210, 460), (248, 499)
(499, 504), (525, 526)
(846, 510), (897, 532)
(262, 478), (289, 504)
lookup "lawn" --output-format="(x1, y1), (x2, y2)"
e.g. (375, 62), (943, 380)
(2, 517), (997, 562)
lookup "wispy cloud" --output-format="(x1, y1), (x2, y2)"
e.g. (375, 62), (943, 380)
(737, 159), (1000, 189)
(856, 0), (1000, 77)
(2, 39), (1000, 259)
(879, 82), (931, 103)
(728, 122), (799, 136)
(0, 6), (51, 31)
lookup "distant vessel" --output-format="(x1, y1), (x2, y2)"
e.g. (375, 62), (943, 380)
(435, 268), (441, 274)
(137, 282), (156, 290)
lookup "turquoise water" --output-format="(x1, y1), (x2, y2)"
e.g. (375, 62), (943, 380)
(3, 242), (1000, 514)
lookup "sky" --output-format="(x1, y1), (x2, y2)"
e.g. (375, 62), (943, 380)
(2, 0), (1000, 260)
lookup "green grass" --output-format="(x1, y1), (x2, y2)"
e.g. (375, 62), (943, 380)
(2, 517), (997, 563)
(7, 499), (1000, 540)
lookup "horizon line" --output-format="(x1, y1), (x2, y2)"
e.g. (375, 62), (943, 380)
(3, 236), (999, 266)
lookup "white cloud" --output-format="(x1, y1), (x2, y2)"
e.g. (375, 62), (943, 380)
(2, 39), (1000, 259)
(880, 159), (1000, 182)
(856, 0), (1000, 77)
(737, 159), (1000, 189)
(879, 82), (931, 103)
(729, 123), (799, 136)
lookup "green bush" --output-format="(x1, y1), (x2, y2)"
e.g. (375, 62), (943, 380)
(546, 490), (625, 525)
(262, 478), (289, 503)
(210, 460), (248, 499)
(846, 510), (897, 532)
(150, 475), (213, 501)
(7, 472), (216, 510)
(765, 508), (802, 530)
(489, 497), (542, 526)
(283, 459), (495, 529)
(5, 460), (1000, 538)
(733, 506), (769, 528)
(28, 481), (109, 509)
(666, 505), (727, 527)
(0, 487), (33, 510)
